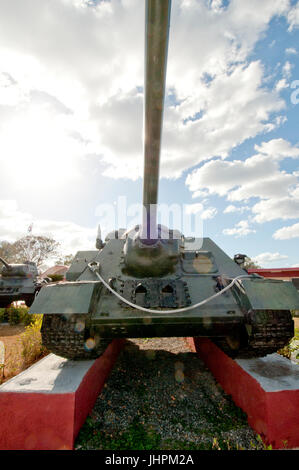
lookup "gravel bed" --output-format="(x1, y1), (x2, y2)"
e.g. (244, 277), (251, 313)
(75, 338), (264, 450)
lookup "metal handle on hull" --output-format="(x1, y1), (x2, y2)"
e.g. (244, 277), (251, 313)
(88, 262), (254, 315)
(142, 0), (171, 213)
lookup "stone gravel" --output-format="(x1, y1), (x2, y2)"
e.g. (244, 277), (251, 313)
(75, 337), (264, 450)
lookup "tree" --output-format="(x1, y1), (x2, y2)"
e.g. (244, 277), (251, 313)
(55, 254), (75, 266)
(243, 257), (261, 269)
(0, 236), (60, 267)
(47, 274), (65, 282)
(0, 241), (19, 262)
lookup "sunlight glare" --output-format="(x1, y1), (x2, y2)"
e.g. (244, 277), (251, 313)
(0, 107), (84, 189)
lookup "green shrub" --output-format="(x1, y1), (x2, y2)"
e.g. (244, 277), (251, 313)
(48, 274), (64, 282)
(3, 305), (35, 326)
(0, 309), (7, 323)
(278, 328), (299, 360)
(18, 306), (35, 326)
(20, 315), (48, 365)
(7, 306), (21, 325)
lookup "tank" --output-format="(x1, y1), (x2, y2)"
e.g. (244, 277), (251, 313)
(0, 257), (47, 308)
(29, 0), (299, 359)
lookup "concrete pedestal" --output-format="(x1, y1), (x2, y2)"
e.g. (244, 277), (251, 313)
(186, 337), (299, 449)
(0, 339), (125, 450)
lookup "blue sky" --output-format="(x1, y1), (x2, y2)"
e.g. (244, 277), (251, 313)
(0, 0), (299, 268)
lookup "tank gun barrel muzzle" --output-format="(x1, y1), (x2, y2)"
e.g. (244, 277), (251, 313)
(142, 0), (171, 229)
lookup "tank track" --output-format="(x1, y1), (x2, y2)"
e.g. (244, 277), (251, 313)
(213, 310), (294, 359)
(41, 314), (111, 360)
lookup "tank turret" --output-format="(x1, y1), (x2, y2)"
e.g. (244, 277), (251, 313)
(29, 0), (299, 360)
(0, 257), (45, 307)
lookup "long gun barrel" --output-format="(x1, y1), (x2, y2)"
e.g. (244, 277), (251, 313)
(142, 0), (171, 214)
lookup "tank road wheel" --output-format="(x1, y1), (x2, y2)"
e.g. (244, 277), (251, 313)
(41, 314), (111, 360)
(212, 310), (294, 359)
(212, 333), (284, 359)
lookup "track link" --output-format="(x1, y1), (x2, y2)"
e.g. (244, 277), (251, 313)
(213, 310), (294, 359)
(41, 314), (111, 360)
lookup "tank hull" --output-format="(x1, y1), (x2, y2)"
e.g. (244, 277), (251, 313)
(27, 2), (299, 360)
(0, 260), (42, 308)
(0, 279), (38, 307)
(29, 237), (299, 359)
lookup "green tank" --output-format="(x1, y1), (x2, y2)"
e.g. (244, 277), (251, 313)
(29, 0), (299, 359)
(0, 257), (46, 308)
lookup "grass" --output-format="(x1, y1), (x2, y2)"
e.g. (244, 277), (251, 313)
(77, 416), (161, 450)
(0, 308), (48, 384)
(76, 411), (265, 451)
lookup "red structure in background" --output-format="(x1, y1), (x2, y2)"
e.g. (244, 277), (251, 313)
(248, 268), (299, 292)
(41, 265), (69, 280)
(247, 267), (299, 280)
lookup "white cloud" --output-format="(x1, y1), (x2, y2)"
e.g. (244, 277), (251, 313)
(254, 138), (299, 158)
(185, 203), (204, 214)
(187, 157), (270, 197)
(285, 47), (297, 55)
(287, 2), (299, 31)
(186, 138), (299, 223)
(186, 138), (299, 198)
(201, 207), (218, 220)
(229, 174), (296, 203)
(34, 219), (96, 253)
(161, 60), (285, 178)
(208, 0), (227, 13)
(184, 203), (217, 220)
(0, 199), (97, 255)
(252, 186), (299, 223)
(275, 78), (289, 91)
(223, 204), (250, 213)
(224, 205), (238, 213)
(252, 251), (288, 266)
(0, 200), (32, 241)
(90, 90), (143, 180)
(282, 60), (293, 78)
(223, 220), (256, 237)
(273, 222), (299, 240)
(191, 189), (210, 199)
(0, 105), (94, 188)
(0, 0), (291, 182)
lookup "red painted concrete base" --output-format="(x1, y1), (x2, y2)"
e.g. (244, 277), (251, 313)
(0, 339), (125, 450)
(185, 337), (299, 449)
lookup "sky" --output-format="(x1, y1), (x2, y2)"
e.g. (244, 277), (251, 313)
(0, 0), (299, 268)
